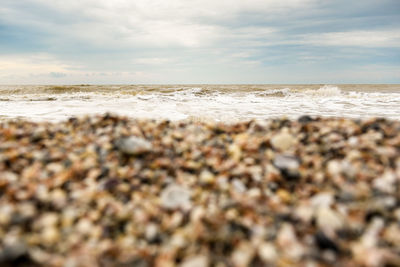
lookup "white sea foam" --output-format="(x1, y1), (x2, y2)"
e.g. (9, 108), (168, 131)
(302, 85), (342, 97)
(0, 84), (399, 121)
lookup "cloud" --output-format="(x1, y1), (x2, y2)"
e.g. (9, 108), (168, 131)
(0, 54), (72, 75)
(301, 30), (400, 48)
(0, 0), (399, 83)
(0, 53), (157, 84)
(49, 72), (67, 78)
(0, 0), (314, 50)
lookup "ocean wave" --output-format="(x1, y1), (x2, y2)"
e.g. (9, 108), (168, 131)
(257, 88), (291, 97)
(302, 85), (343, 97)
(1, 84), (399, 122)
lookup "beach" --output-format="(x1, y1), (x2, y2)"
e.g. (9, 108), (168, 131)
(1, 114), (399, 266)
(2, 0), (400, 265)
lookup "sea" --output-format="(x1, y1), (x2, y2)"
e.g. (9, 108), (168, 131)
(0, 84), (399, 122)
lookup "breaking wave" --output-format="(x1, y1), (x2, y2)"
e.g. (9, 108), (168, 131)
(0, 84), (399, 121)
(301, 85), (343, 97)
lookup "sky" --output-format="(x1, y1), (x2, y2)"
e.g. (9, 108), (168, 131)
(0, 0), (399, 84)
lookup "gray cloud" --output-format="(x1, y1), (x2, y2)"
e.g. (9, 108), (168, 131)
(49, 72), (67, 78)
(0, 0), (399, 84)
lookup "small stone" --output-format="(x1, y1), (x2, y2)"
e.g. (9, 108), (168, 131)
(2, 171), (18, 182)
(316, 207), (344, 232)
(191, 206), (205, 222)
(18, 202), (36, 219)
(346, 149), (361, 161)
(36, 185), (50, 202)
(0, 236), (27, 261)
(327, 160), (342, 176)
(277, 189), (291, 203)
(160, 184), (191, 210)
(394, 208), (400, 221)
(180, 255), (209, 267)
(271, 128), (296, 151)
(199, 170), (215, 184)
(41, 227), (60, 245)
(341, 160), (357, 179)
(61, 208), (77, 228)
(231, 242), (255, 267)
(277, 223), (304, 260)
(170, 232), (187, 248)
(298, 115), (313, 123)
(315, 231), (339, 252)
(50, 189), (67, 208)
(348, 136), (359, 146)
(40, 213), (59, 228)
(216, 175), (229, 191)
(274, 154), (299, 170)
(145, 223), (159, 242)
(277, 223), (298, 248)
(295, 204), (314, 223)
(232, 179), (246, 193)
(362, 218), (384, 248)
(311, 192), (334, 208)
(248, 188), (261, 199)
(273, 154), (300, 180)
(248, 165), (262, 181)
(0, 204), (14, 225)
(373, 171), (396, 194)
(228, 144), (242, 161)
(383, 223), (400, 247)
(76, 219), (93, 235)
(258, 242), (277, 263)
(116, 136), (152, 155)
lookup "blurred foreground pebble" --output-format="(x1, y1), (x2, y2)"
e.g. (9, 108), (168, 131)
(0, 114), (399, 267)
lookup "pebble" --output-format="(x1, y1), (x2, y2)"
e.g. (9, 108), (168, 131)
(76, 219), (93, 235)
(273, 154), (300, 180)
(0, 236), (27, 262)
(199, 170), (215, 184)
(41, 227), (60, 245)
(311, 192), (334, 208)
(145, 223), (159, 242)
(39, 213), (59, 228)
(327, 160), (342, 176)
(373, 170), (396, 193)
(232, 179), (246, 193)
(277, 223), (304, 260)
(273, 154), (300, 170)
(270, 128), (296, 151)
(258, 242), (278, 263)
(160, 184), (192, 210)
(0, 205), (13, 225)
(231, 242), (255, 267)
(316, 207), (345, 232)
(180, 255), (208, 267)
(314, 231), (339, 252)
(116, 136), (152, 155)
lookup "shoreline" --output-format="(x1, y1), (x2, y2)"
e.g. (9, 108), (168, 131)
(1, 114), (399, 266)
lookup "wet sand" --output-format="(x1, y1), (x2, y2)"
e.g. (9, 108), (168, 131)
(0, 114), (399, 266)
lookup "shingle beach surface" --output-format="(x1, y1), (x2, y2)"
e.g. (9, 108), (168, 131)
(0, 115), (399, 266)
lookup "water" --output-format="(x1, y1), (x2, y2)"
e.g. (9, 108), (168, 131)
(0, 84), (399, 122)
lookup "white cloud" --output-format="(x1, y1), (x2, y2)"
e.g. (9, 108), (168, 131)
(133, 57), (173, 65)
(334, 64), (400, 82)
(1, 0), (313, 49)
(0, 54), (158, 84)
(301, 30), (400, 48)
(0, 54), (72, 75)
